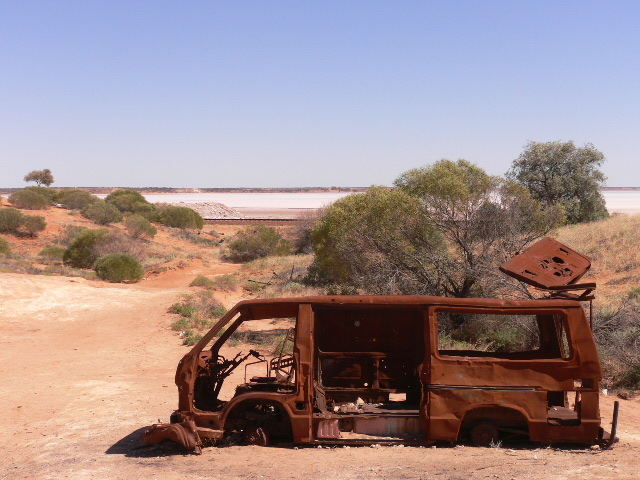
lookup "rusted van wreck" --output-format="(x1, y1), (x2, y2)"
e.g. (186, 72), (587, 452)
(145, 239), (618, 450)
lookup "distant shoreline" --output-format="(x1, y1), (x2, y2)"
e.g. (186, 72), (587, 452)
(0, 186), (636, 194)
(0, 186), (370, 194)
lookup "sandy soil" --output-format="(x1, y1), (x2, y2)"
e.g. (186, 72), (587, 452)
(1, 269), (639, 480)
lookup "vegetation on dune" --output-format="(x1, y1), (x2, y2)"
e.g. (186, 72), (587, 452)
(22, 215), (46, 237)
(38, 245), (66, 261)
(168, 291), (228, 345)
(56, 189), (98, 210)
(0, 237), (10, 256)
(190, 273), (239, 291)
(63, 229), (109, 268)
(0, 207), (47, 237)
(124, 214), (157, 239)
(105, 189), (151, 213)
(156, 204), (204, 229)
(0, 208), (26, 233)
(9, 188), (50, 210)
(82, 200), (123, 225)
(94, 253), (144, 283)
(225, 224), (291, 262)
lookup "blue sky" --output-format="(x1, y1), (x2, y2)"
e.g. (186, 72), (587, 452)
(1, 1), (639, 187)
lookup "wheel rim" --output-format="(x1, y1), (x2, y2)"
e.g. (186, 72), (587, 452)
(244, 426), (269, 446)
(470, 422), (499, 446)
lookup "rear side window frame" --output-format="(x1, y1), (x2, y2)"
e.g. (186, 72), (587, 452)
(429, 306), (575, 363)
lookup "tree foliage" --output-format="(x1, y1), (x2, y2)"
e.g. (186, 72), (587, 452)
(24, 168), (54, 186)
(507, 141), (608, 224)
(310, 160), (563, 298)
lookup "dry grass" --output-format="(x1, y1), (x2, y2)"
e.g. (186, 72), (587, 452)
(239, 254), (322, 297)
(554, 214), (640, 302)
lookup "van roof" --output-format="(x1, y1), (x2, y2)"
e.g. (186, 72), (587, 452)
(233, 295), (582, 320)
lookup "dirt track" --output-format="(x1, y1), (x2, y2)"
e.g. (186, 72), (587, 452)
(1, 271), (639, 480)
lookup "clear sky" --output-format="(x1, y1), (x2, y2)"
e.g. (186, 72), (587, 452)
(1, 1), (639, 187)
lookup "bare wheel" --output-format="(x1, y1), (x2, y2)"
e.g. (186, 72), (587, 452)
(244, 426), (269, 446)
(469, 421), (500, 446)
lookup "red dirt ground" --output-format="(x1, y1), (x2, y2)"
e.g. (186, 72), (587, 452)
(1, 268), (639, 480)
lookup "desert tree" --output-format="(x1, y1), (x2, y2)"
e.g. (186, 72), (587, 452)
(310, 160), (563, 298)
(24, 168), (54, 187)
(507, 141), (608, 224)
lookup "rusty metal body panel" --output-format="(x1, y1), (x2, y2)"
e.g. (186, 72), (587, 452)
(146, 293), (611, 450)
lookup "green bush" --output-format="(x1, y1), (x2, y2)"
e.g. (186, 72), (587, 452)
(0, 237), (10, 255)
(25, 186), (57, 203)
(94, 253), (144, 283)
(22, 215), (46, 236)
(124, 214), (157, 239)
(157, 205), (203, 229)
(63, 229), (108, 268)
(168, 302), (198, 317)
(225, 225), (291, 262)
(0, 208), (25, 232)
(38, 245), (65, 260)
(82, 200), (123, 225)
(9, 189), (49, 209)
(105, 189), (150, 212)
(56, 189), (97, 210)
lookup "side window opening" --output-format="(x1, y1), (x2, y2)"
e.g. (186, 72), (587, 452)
(437, 310), (571, 359)
(194, 315), (297, 411)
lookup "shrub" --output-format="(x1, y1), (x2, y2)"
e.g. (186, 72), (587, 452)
(56, 225), (88, 245)
(56, 189), (97, 210)
(225, 225), (291, 262)
(125, 214), (157, 239)
(182, 330), (203, 346)
(22, 215), (46, 236)
(38, 245), (65, 261)
(94, 253), (144, 283)
(63, 229), (108, 268)
(93, 231), (146, 261)
(167, 291), (227, 343)
(25, 186), (57, 203)
(0, 237), (10, 255)
(82, 200), (123, 225)
(157, 205), (203, 229)
(210, 274), (238, 291)
(172, 228), (218, 246)
(190, 275), (215, 288)
(9, 189), (49, 209)
(0, 208), (25, 232)
(105, 189), (150, 212)
(168, 302), (198, 317)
